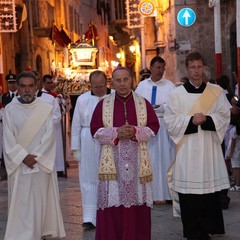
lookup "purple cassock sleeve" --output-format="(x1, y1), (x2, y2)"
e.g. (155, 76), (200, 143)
(90, 100), (104, 137)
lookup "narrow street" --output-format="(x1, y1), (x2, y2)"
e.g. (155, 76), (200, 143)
(0, 162), (240, 240)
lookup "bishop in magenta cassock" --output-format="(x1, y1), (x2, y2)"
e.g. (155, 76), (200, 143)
(90, 67), (159, 240)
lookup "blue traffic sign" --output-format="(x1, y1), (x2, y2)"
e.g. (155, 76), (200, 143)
(177, 8), (196, 27)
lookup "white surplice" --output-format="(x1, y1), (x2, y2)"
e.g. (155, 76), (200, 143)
(38, 90), (65, 172)
(164, 84), (231, 194)
(0, 108), (3, 157)
(3, 97), (65, 240)
(71, 90), (112, 225)
(135, 78), (176, 201)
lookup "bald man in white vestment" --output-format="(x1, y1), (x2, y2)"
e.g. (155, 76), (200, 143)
(71, 70), (113, 229)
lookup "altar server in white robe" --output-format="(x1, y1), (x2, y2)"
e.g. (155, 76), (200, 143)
(164, 52), (230, 240)
(71, 70), (113, 229)
(39, 92), (65, 175)
(3, 71), (65, 240)
(41, 74), (65, 175)
(135, 56), (176, 203)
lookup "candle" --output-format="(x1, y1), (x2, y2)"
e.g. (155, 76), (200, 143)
(151, 86), (157, 105)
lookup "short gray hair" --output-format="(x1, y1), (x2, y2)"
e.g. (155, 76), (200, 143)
(16, 71), (37, 85)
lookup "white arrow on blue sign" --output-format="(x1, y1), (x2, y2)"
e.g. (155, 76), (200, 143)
(177, 8), (196, 27)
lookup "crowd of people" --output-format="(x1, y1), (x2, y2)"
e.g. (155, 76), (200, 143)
(0, 51), (238, 240)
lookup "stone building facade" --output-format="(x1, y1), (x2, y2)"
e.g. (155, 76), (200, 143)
(0, 0), (116, 91)
(0, 0), (238, 90)
(140, 0), (237, 84)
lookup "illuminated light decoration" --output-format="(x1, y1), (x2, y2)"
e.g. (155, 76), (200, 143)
(111, 60), (119, 68)
(109, 35), (117, 46)
(105, 60), (109, 68)
(129, 45), (136, 53)
(0, 0), (17, 32)
(139, 0), (155, 17)
(70, 41), (98, 68)
(126, 0), (143, 29)
(116, 52), (121, 59)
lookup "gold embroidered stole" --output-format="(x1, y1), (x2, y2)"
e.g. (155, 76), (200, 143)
(99, 92), (153, 183)
(177, 84), (223, 150)
(188, 84), (223, 116)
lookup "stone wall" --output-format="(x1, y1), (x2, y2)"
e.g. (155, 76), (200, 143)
(153, 0), (237, 84)
(174, 0), (215, 82)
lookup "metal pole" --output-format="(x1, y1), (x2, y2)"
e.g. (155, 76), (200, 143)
(214, 0), (222, 78)
(141, 16), (146, 69)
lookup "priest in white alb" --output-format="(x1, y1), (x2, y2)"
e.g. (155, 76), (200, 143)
(3, 71), (65, 240)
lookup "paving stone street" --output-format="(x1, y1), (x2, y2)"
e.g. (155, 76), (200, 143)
(0, 164), (240, 240)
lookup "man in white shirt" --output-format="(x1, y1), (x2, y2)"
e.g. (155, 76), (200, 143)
(135, 56), (175, 204)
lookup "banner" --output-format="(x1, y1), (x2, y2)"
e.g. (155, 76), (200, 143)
(18, 3), (27, 30)
(50, 24), (71, 48)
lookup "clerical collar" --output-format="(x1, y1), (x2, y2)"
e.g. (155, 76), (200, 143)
(18, 96), (36, 104)
(189, 80), (203, 89)
(10, 91), (17, 95)
(184, 81), (206, 93)
(91, 88), (111, 96)
(35, 90), (43, 97)
(115, 91), (132, 100)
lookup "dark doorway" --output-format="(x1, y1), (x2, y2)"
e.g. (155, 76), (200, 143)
(15, 53), (21, 74)
(36, 55), (43, 88)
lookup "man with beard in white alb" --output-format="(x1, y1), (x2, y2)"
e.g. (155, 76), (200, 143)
(3, 71), (65, 240)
